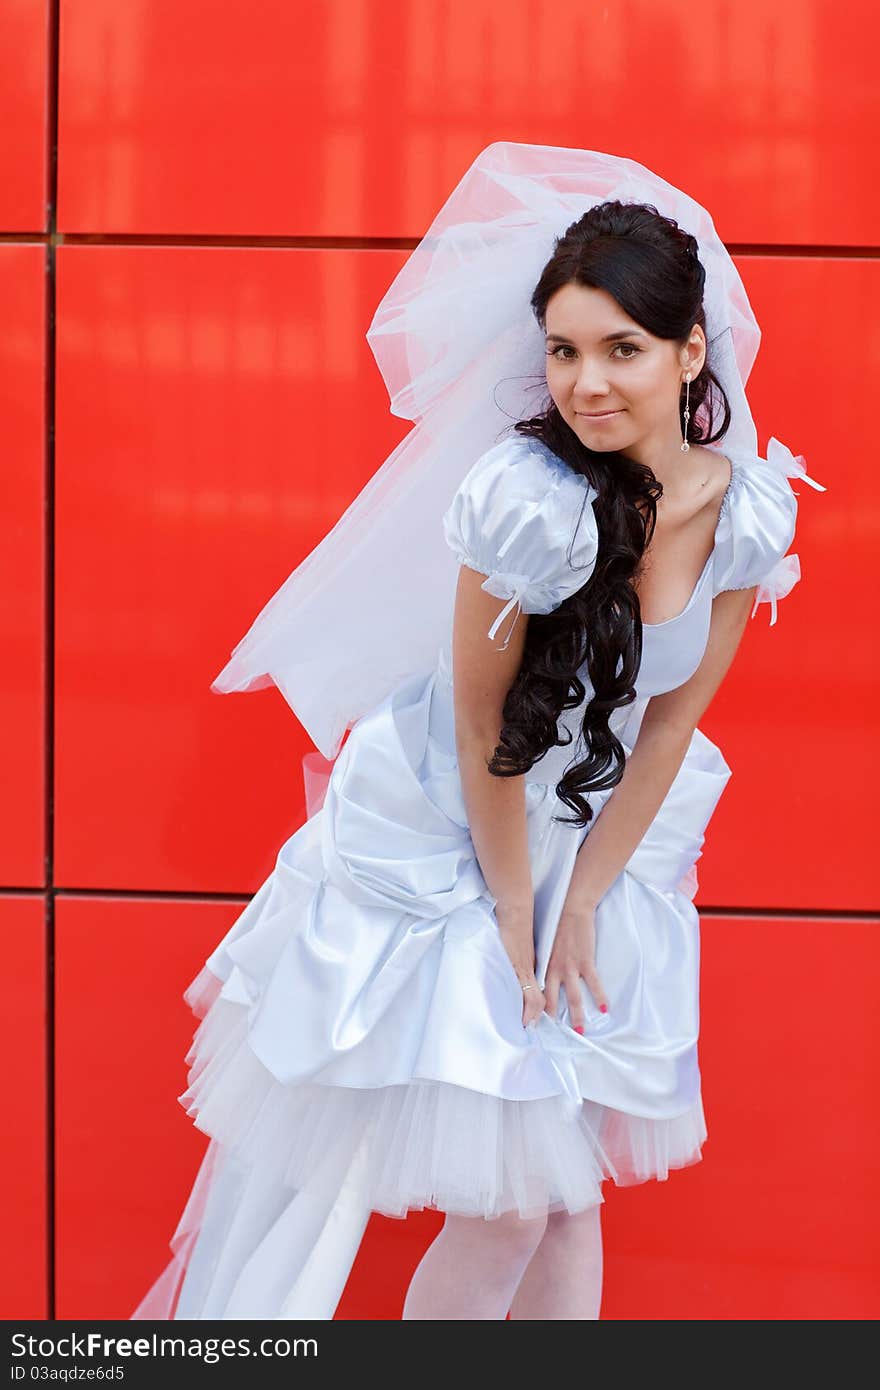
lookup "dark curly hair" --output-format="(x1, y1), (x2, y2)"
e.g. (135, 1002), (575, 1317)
(486, 199), (732, 828)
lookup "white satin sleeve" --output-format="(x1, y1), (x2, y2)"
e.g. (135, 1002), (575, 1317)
(712, 437), (827, 626)
(441, 437), (600, 649)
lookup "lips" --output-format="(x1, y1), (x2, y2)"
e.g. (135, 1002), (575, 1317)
(579, 410), (621, 418)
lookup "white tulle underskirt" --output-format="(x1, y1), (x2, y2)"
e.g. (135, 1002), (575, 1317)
(180, 962), (707, 1226)
(131, 950), (709, 1318)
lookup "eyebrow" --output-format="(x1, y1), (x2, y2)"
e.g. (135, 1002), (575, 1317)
(545, 330), (647, 345)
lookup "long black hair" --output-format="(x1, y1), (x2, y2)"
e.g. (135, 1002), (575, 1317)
(487, 199), (732, 828)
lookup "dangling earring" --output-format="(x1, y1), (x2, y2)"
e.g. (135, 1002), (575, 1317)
(680, 371), (691, 452)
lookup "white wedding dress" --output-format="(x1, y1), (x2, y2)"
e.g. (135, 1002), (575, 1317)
(130, 432), (818, 1320)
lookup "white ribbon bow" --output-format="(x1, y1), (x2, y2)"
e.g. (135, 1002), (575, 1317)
(764, 435), (827, 494)
(751, 437), (827, 625)
(481, 573), (559, 647)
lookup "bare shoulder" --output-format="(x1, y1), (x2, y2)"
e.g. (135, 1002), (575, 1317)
(689, 444), (734, 517)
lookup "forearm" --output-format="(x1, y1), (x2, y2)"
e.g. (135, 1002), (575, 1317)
(566, 718), (693, 910)
(456, 731), (533, 926)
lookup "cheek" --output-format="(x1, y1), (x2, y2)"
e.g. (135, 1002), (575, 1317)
(545, 359), (576, 393)
(629, 360), (669, 396)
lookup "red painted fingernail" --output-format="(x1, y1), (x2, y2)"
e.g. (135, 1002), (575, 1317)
(599, 1004), (608, 1013)
(574, 1025), (585, 1035)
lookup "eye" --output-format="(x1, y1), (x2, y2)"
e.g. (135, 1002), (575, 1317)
(546, 342), (641, 360)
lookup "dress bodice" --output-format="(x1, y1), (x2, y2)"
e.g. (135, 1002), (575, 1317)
(436, 562), (715, 786)
(436, 430), (821, 787)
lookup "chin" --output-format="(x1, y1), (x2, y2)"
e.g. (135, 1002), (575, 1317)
(571, 416), (630, 449)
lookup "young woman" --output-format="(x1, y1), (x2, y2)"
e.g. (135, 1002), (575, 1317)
(130, 144), (824, 1321)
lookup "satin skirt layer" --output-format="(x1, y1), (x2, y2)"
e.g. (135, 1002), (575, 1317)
(131, 666), (731, 1321)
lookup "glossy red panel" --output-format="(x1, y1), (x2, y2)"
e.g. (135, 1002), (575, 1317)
(55, 247), (866, 909)
(54, 893), (394, 1319)
(57, 0), (877, 243)
(54, 895), (234, 1318)
(641, 911), (879, 1321)
(0, 244), (46, 887)
(0, 0), (49, 231)
(54, 243), (409, 893)
(698, 255), (875, 911)
(0, 895), (47, 1318)
(345, 914), (880, 1319)
(64, 899), (876, 1319)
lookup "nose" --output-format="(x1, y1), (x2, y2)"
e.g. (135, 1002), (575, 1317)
(572, 359), (611, 402)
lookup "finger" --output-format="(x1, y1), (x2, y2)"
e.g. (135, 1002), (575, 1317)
(543, 974), (560, 1018)
(582, 961), (609, 1013)
(519, 979), (540, 1026)
(523, 989), (545, 1029)
(566, 972), (586, 1034)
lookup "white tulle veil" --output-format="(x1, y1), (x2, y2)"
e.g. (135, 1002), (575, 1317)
(210, 142), (768, 761)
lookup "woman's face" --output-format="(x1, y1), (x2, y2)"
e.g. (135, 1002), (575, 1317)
(543, 282), (705, 461)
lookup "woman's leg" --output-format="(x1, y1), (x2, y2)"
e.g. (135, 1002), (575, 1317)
(507, 1202), (604, 1320)
(402, 1208), (549, 1320)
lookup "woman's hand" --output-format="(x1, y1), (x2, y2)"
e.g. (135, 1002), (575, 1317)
(543, 901), (609, 1033)
(495, 905), (546, 1028)
(515, 968), (546, 1028)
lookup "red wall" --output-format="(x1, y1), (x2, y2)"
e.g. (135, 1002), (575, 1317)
(4, 0), (877, 1320)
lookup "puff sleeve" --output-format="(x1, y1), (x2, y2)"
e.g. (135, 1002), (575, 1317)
(442, 436), (599, 648)
(712, 437), (826, 625)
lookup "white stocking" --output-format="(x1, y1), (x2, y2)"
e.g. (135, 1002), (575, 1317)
(402, 1209), (549, 1320)
(507, 1202), (604, 1320)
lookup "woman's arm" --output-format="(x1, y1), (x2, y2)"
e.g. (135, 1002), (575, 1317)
(566, 585), (758, 910)
(451, 566), (538, 1001)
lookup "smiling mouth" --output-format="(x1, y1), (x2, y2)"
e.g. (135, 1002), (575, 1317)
(578, 410), (622, 418)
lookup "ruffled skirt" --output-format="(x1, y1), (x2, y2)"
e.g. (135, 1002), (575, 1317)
(130, 668), (730, 1320)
